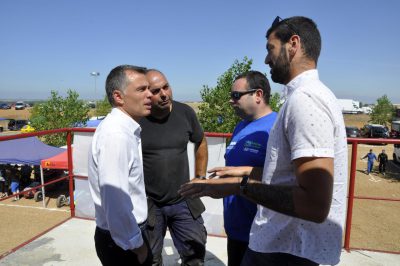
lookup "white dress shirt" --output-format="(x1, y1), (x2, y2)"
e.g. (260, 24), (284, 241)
(249, 70), (348, 265)
(88, 107), (148, 250)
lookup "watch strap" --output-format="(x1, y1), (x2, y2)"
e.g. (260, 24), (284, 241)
(240, 175), (249, 195)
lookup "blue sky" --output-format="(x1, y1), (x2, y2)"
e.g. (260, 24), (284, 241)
(0, 0), (399, 104)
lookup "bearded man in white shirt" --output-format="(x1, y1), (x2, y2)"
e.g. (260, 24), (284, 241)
(88, 65), (153, 266)
(180, 16), (348, 266)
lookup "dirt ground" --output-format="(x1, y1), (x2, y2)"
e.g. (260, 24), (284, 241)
(0, 109), (399, 256)
(0, 195), (71, 256)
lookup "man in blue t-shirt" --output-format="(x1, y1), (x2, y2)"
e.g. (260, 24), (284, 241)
(209, 71), (277, 266)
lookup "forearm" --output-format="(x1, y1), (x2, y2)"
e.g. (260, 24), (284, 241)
(244, 180), (296, 217)
(195, 137), (208, 177)
(249, 167), (263, 181)
(244, 177), (331, 223)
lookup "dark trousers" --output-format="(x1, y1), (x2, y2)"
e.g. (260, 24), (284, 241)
(379, 162), (387, 173)
(94, 226), (153, 266)
(227, 238), (248, 266)
(241, 248), (319, 266)
(147, 200), (207, 266)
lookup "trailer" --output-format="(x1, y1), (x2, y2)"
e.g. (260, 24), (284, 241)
(338, 99), (361, 114)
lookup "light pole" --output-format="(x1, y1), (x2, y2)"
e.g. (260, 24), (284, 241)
(90, 72), (100, 100)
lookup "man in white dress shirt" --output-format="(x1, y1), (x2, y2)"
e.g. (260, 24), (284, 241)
(88, 65), (153, 265)
(180, 16), (348, 266)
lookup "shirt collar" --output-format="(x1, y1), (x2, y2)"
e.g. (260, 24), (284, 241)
(281, 69), (319, 100)
(111, 107), (142, 136)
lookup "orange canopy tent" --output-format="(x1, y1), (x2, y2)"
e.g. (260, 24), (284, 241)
(41, 149), (69, 170)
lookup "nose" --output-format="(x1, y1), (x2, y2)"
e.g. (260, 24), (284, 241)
(160, 89), (167, 99)
(265, 53), (271, 65)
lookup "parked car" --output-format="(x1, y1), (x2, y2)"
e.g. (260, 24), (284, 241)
(21, 124), (35, 133)
(360, 124), (389, 138)
(8, 119), (29, 131)
(0, 103), (11, 109)
(14, 101), (25, 110)
(345, 126), (360, 138)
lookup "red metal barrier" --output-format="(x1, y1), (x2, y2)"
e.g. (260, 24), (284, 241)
(344, 137), (400, 254)
(67, 131), (75, 217)
(1, 131), (400, 254)
(0, 176), (68, 202)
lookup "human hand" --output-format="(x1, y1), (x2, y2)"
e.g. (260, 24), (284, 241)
(179, 177), (241, 199)
(132, 242), (148, 264)
(207, 166), (252, 178)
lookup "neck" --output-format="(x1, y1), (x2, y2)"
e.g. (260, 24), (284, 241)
(249, 105), (273, 121)
(287, 58), (316, 84)
(116, 106), (140, 122)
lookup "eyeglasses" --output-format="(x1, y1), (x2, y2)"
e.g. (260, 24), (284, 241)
(230, 89), (257, 100)
(271, 16), (299, 36)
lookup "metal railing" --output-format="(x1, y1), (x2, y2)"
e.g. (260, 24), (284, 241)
(1, 131), (399, 254)
(345, 137), (400, 254)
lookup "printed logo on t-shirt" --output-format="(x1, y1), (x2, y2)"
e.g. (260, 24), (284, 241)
(226, 141), (236, 151)
(243, 140), (262, 154)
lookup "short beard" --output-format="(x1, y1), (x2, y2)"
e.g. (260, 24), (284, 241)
(151, 96), (173, 118)
(271, 46), (291, 85)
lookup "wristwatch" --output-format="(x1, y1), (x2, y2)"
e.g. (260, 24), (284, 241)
(240, 175), (249, 195)
(195, 175), (206, 180)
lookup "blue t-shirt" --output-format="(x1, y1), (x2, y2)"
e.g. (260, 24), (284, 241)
(366, 152), (377, 163)
(223, 112), (277, 242)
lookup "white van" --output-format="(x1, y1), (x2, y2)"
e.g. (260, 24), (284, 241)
(15, 101), (25, 110)
(394, 144), (400, 163)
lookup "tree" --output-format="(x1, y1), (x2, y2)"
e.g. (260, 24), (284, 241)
(95, 95), (112, 116)
(369, 95), (395, 126)
(30, 90), (90, 146)
(198, 57), (281, 133)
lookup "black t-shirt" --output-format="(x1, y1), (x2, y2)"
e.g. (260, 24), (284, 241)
(139, 101), (204, 205)
(378, 153), (388, 163)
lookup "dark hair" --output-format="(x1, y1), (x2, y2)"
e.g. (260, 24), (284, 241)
(234, 70), (271, 104)
(266, 16), (321, 64)
(105, 65), (147, 106)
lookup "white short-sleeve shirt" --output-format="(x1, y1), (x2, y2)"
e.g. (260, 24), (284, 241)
(248, 70), (348, 265)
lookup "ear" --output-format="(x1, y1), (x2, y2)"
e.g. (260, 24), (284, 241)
(255, 89), (263, 103)
(288, 35), (301, 55)
(112, 90), (124, 106)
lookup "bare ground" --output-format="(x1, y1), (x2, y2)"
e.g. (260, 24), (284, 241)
(0, 196), (70, 256)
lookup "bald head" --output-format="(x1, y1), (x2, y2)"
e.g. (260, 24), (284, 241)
(145, 69), (173, 117)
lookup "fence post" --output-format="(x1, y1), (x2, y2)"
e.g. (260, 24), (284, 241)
(344, 140), (358, 251)
(67, 130), (75, 217)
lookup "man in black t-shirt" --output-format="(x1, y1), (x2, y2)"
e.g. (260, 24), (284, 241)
(378, 149), (388, 176)
(139, 69), (208, 266)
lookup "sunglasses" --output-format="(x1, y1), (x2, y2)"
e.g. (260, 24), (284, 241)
(271, 16), (299, 36)
(230, 89), (257, 100)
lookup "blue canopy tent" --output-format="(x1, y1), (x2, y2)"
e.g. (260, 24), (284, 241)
(0, 137), (65, 206)
(0, 137), (64, 165)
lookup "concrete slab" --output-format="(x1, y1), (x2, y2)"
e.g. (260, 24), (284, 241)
(0, 218), (399, 266)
